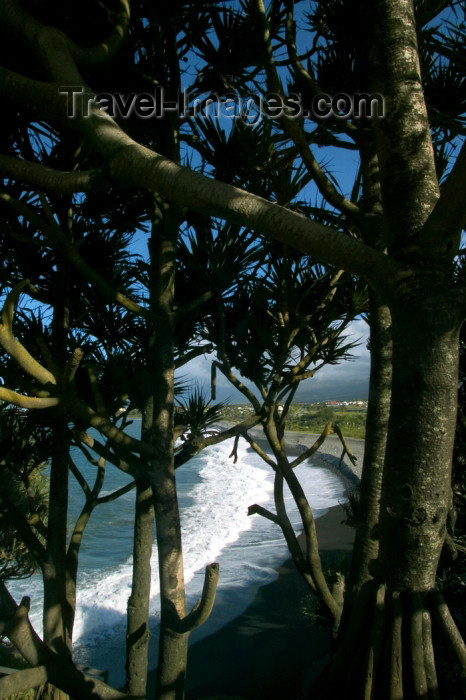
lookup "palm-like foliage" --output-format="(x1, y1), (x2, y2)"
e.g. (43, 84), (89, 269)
(204, 255), (361, 392)
(175, 387), (227, 439)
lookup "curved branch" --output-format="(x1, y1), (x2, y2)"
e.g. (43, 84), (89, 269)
(63, 348), (83, 388)
(69, 457), (92, 499)
(86, 364), (108, 416)
(175, 291), (214, 319)
(72, 0), (131, 68)
(256, 0), (361, 219)
(420, 139), (466, 253)
(71, 428), (145, 479)
(214, 361), (262, 413)
(289, 422), (335, 469)
(0, 280), (56, 387)
(177, 563), (219, 633)
(270, 465), (316, 592)
(0, 582), (136, 700)
(241, 431), (277, 470)
(0, 66), (74, 124)
(0, 0), (129, 73)
(0, 12), (399, 295)
(175, 343), (214, 370)
(65, 395), (157, 457)
(0, 386), (59, 410)
(228, 433), (240, 464)
(96, 480), (136, 505)
(174, 414), (264, 469)
(0, 665), (48, 696)
(35, 337), (61, 381)
(284, 0), (321, 95)
(248, 503), (280, 524)
(0, 153), (111, 194)
(332, 423), (358, 467)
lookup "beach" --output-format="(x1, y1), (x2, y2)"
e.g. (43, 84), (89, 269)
(7, 424), (363, 698)
(158, 431), (365, 700)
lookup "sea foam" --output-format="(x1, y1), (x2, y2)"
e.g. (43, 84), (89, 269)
(7, 433), (347, 687)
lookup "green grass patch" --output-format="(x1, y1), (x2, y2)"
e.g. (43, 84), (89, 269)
(221, 404), (367, 440)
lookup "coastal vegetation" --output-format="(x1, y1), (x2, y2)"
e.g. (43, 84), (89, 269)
(221, 403), (368, 439)
(0, 1), (464, 699)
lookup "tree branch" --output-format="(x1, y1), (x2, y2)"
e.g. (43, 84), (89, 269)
(0, 665), (48, 697)
(63, 348), (83, 388)
(214, 361), (262, 414)
(332, 423), (358, 467)
(256, 0), (361, 219)
(0, 153), (111, 194)
(175, 343), (214, 370)
(289, 422), (357, 470)
(264, 418), (341, 621)
(65, 395), (157, 457)
(0, 386), (59, 410)
(420, 139), (466, 253)
(175, 291), (214, 318)
(0, 4), (400, 295)
(71, 428), (146, 479)
(0, 582), (137, 700)
(0, 280), (57, 387)
(69, 457), (92, 500)
(247, 503), (280, 524)
(174, 414), (263, 469)
(284, 0), (321, 95)
(241, 431), (277, 470)
(96, 480), (136, 505)
(177, 563), (219, 633)
(72, 0), (130, 68)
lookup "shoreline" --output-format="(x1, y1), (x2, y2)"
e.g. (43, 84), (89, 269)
(246, 425), (364, 489)
(182, 504), (356, 700)
(152, 431), (364, 699)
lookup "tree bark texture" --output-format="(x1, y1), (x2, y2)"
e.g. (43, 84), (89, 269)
(147, 204), (192, 700)
(0, 2), (464, 699)
(313, 582), (466, 700)
(125, 390), (155, 696)
(347, 298), (392, 597)
(378, 297), (461, 591)
(42, 411), (70, 657)
(125, 478), (154, 696)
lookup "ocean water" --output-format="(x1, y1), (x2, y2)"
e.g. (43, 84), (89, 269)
(7, 422), (348, 688)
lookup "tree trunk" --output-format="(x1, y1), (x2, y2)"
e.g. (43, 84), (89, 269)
(40, 412), (71, 700)
(156, 629), (189, 700)
(313, 290), (465, 699)
(151, 324), (190, 700)
(347, 297), (392, 597)
(125, 393), (155, 696)
(378, 299), (460, 591)
(125, 475), (154, 695)
(147, 202), (191, 700)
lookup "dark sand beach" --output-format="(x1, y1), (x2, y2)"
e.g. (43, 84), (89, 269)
(180, 432), (365, 700)
(184, 504), (356, 700)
